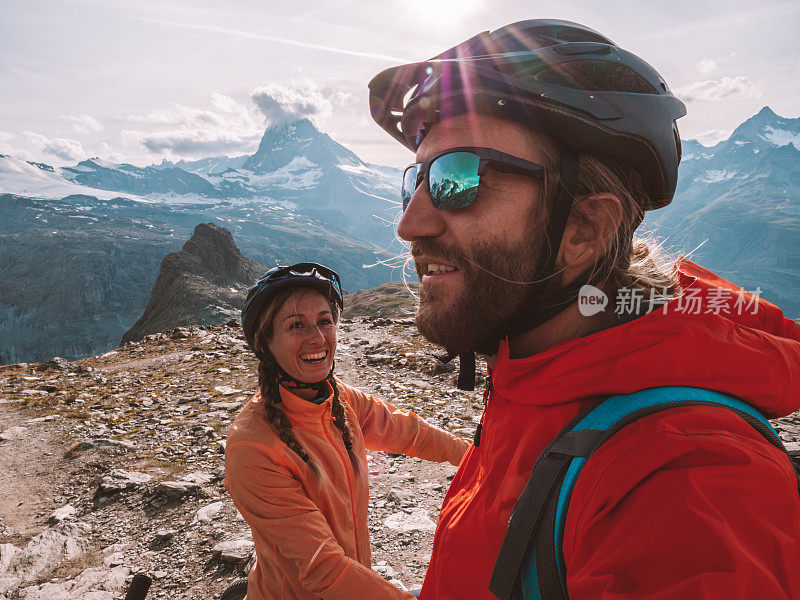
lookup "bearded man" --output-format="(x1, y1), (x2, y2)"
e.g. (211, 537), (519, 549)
(368, 19), (800, 600)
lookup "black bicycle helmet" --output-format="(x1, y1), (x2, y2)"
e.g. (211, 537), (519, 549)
(368, 18), (686, 208)
(241, 262), (344, 360)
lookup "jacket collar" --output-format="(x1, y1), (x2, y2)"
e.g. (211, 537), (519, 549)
(491, 258), (800, 418)
(275, 381), (333, 427)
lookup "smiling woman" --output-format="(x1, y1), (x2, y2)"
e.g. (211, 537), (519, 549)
(224, 262), (471, 600)
(265, 290), (338, 393)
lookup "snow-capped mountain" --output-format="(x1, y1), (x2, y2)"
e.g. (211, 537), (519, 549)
(62, 158), (225, 198)
(244, 118), (362, 173)
(3, 107), (798, 365)
(160, 155), (249, 175)
(1, 118), (402, 247)
(0, 119), (405, 364)
(0, 154), (153, 202)
(645, 106), (800, 317)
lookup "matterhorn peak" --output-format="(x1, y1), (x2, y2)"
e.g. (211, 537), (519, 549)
(243, 118), (362, 174)
(754, 106), (778, 120)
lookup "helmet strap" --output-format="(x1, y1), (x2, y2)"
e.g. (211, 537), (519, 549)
(450, 149), (590, 391)
(504, 148), (590, 334)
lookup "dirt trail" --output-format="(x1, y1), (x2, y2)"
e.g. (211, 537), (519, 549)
(0, 403), (73, 542)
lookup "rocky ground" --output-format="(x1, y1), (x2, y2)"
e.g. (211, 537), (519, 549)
(0, 316), (485, 599)
(3, 316), (800, 600)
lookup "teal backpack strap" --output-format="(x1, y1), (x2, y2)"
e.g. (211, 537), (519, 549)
(488, 386), (799, 600)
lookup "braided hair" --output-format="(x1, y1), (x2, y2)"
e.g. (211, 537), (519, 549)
(254, 285), (360, 475)
(327, 375), (360, 469)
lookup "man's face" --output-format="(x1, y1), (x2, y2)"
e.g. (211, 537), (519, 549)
(397, 114), (558, 355)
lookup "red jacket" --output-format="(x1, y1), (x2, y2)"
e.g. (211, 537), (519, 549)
(420, 259), (800, 599)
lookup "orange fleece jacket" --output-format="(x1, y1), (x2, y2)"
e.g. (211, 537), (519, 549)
(224, 378), (470, 600)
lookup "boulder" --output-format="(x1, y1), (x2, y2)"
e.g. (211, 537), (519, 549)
(212, 539), (254, 564)
(16, 565), (129, 600)
(0, 524), (91, 595)
(151, 480), (204, 501)
(0, 426), (27, 442)
(383, 509), (436, 533)
(37, 357), (72, 371)
(96, 470), (152, 497)
(48, 505), (77, 525)
(194, 501), (224, 523)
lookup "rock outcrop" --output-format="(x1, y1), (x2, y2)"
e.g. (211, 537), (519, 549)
(121, 223), (264, 344)
(342, 281), (419, 319)
(0, 192), (399, 365)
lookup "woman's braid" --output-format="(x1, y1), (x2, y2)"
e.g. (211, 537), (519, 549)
(258, 358), (319, 474)
(328, 375), (360, 470)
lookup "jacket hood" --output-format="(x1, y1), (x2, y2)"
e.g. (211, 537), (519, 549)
(492, 258), (800, 418)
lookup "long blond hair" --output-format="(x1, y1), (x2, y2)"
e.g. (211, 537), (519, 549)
(535, 149), (680, 297)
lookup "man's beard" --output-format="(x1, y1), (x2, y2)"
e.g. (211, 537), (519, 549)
(411, 225), (548, 356)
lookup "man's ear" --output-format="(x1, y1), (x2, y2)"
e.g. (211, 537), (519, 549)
(558, 192), (623, 275)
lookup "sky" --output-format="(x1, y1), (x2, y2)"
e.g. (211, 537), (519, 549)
(1, 0), (799, 169)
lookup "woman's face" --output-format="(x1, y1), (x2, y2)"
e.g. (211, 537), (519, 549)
(266, 289), (337, 384)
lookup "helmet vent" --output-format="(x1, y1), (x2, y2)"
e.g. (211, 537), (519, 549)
(535, 60), (658, 94)
(490, 34), (555, 53)
(555, 30), (610, 44)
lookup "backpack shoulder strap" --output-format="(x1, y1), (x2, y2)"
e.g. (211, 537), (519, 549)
(488, 386), (797, 600)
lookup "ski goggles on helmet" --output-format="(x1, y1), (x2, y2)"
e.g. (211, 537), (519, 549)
(256, 262), (343, 303)
(401, 146), (548, 211)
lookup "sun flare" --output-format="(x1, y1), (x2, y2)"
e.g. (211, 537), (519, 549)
(405, 0), (482, 28)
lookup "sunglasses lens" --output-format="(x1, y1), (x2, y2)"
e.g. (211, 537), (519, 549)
(401, 165), (420, 210)
(429, 152), (480, 210)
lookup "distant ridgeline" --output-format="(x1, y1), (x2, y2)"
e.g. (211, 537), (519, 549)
(644, 106), (800, 318)
(1, 108), (799, 364)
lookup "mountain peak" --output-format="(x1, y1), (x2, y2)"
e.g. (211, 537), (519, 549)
(755, 106), (778, 119)
(121, 223), (263, 344)
(257, 118), (319, 147)
(720, 106), (800, 151)
(243, 118), (362, 174)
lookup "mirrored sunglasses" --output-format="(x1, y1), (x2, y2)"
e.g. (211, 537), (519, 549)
(401, 147), (548, 211)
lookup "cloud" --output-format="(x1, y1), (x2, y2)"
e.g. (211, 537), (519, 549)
(695, 52), (739, 75)
(696, 59), (718, 75)
(675, 76), (762, 103)
(123, 94), (263, 158)
(0, 131), (18, 156)
(125, 105), (234, 127)
(97, 142), (124, 163)
(693, 129), (733, 146)
(23, 131), (86, 161)
(62, 114), (103, 134)
(121, 86), (353, 158)
(211, 93), (243, 114)
(251, 81), (352, 128)
(122, 128), (261, 157)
